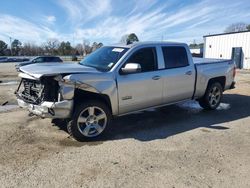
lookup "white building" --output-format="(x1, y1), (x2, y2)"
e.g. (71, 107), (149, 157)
(203, 31), (250, 69)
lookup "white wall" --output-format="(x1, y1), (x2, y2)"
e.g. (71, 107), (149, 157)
(204, 31), (250, 69)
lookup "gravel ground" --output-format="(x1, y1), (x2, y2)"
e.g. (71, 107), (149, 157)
(0, 63), (250, 188)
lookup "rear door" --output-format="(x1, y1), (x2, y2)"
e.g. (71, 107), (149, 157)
(116, 47), (163, 114)
(160, 46), (196, 103)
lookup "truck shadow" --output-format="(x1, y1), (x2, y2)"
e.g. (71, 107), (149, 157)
(102, 94), (250, 142)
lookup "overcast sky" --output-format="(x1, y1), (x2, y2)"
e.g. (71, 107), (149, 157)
(0, 0), (250, 45)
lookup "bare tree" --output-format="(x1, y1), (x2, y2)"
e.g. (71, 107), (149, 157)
(21, 43), (44, 56)
(75, 43), (84, 55)
(44, 38), (60, 55)
(82, 39), (91, 56)
(224, 22), (247, 33)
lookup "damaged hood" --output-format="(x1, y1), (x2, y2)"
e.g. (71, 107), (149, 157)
(19, 62), (100, 79)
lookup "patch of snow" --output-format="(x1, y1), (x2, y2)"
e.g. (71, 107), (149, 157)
(178, 101), (202, 110)
(0, 105), (19, 112)
(217, 103), (231, 110)
(178, 101), (230, 111)
(0, 81), (18, 86)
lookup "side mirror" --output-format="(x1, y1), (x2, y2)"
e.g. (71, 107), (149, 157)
(121, 63), (141, 74)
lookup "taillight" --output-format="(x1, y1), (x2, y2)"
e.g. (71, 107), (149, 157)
(233, 65), (236, 78)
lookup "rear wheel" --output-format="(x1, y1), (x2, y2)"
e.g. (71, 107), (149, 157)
(198, 82), (223, 110)
(67, 100), (111, 141)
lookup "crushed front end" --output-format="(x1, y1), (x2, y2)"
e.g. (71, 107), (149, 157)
(15, 74), (73, 118)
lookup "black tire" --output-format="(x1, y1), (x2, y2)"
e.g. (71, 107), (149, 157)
(67, 100), (112, 141)
(198, 82), (223, 110)
(51, 118), (70, 132)
(51, 118), (69, 127)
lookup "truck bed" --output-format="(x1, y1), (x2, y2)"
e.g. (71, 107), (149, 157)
(192, 57), (235, 99)
(193, 57), (231, 65)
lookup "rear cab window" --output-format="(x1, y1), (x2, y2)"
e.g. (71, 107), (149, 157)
(162, 46), (189, 69)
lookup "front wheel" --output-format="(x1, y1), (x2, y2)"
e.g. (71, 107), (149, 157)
(67, 100), (112, 141)
(198, 82), (223, 110)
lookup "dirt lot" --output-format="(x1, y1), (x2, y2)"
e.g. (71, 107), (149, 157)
(0, 63), (249, 188)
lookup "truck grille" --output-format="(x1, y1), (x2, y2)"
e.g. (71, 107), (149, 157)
(17, 78), (59, 104)
(21, 79), (44, 104)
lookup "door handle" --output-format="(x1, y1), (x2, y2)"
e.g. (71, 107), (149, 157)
(185, 71), (192, 75)
(152, 76), (161, 80)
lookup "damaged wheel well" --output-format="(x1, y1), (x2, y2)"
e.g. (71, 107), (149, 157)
(74, 89), (112, 114)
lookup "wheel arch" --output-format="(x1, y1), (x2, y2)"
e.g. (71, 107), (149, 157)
(207, 76), (226, 91)
(74, 89), (113, 115)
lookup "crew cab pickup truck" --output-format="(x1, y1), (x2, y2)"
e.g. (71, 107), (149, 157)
(15, 42), (236, 141)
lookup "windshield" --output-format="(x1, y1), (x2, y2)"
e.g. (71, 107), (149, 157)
(79, 46), (128, 71)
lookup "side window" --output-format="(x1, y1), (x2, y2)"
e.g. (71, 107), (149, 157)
(48, 57), (54, 62)
(42, 57), (47, 62)
(125, 47), (158, 72)
(50, 57), (62, 62)
(55, 57), (63, 62)
(162, 47), (189, 69)
(43, 57), (49, 62)
(49, 57), (55, 62)
(34, 57), (43, 63)
(47, 57), (55, 62)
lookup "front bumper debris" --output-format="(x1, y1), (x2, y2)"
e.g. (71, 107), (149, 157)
(17, 98), (73, 118)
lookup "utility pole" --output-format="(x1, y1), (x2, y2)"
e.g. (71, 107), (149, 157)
(72, 33), (75, 47)
(9, 37), (12, 56)
(72, 33), (75, 56)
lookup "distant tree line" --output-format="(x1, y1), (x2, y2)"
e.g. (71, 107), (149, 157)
(0, 33), (139, 56)
(0, 38), (103, 56)
(189, 40), (204, 49)
(224, 22), (250, 33)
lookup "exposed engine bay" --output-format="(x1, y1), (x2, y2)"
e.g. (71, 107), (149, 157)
(16, 77), (59, 105)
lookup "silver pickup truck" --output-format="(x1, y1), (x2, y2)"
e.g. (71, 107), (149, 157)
(15, 42), (236, 141)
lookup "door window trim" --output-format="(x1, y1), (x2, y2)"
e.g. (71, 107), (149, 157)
(119, 47), (158, 75)
(161, 46), (190, 70)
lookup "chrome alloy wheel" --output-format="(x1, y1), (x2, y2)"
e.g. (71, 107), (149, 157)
(208, 86), (221, 108)
(77, 106), (107, 137)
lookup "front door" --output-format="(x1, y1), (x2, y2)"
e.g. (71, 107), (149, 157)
(116, 47), (163, 114)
